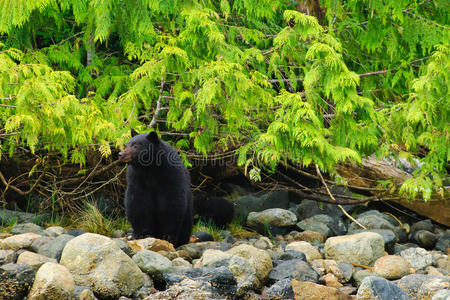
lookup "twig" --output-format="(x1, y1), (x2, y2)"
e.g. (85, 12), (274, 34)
(402, 10), (449, 29)
(351, 262), (374, 271)
(0, 170), (45, 196)
(359, 70), (388, 77)
(69, 166), (126, 201)
(0, 132), (19, 138)
(149, 76), (165, 128)
(314, 164), (366, 229)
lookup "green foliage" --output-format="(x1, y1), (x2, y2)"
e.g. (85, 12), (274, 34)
(0, 0), (448, 200)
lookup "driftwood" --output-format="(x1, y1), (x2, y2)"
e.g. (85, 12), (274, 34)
(337, 156), (450, 226)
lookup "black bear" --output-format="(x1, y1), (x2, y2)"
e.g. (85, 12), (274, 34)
(119, 129), (193, 247)
(193, 193), (234, 228)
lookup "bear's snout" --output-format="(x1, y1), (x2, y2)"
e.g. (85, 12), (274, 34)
(118, 150), (132, 163)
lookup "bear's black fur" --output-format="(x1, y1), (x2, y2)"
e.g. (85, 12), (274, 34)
(193, 193), (234, 228)
(119, 129), (193, 247)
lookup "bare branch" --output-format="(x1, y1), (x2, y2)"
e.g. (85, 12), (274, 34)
(149, 76), (165, 129)
(315, 164), (366, 229)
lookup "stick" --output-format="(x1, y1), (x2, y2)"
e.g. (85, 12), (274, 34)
(149, 76), (165, 128)
(315, 164), (366, 229)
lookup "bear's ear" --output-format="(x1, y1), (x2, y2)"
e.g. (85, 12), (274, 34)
(131, 128), (139, 137)
(147, 131), (159, 145)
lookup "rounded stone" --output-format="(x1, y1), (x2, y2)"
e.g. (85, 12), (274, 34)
(285, 241), (322, 262)
(27, 262), (75, 300)
(373, 255), (411, 279)
(324, 232), (385, 266)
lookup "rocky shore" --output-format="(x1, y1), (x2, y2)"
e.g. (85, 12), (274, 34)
(0, 196), (449, 299)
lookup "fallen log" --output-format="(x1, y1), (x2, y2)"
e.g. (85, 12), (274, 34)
(337, 156), (450, 226)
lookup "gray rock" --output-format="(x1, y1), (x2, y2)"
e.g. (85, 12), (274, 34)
(285, 241), (322, 262)
(11, 223), (48, 236)
(113, 238), (134, 257)
(351, 229), (397, 253)
(400, 247), (433, 270)
(67, 229), (85, 237)
(0, 250), (16, 265)
(252, 236), (273, 250)
(279, 250), (307, 261)
(30, 236), (55, 253)
(16, 251), (57, 271)
(296, 218), (333, 237)
(352, 269), (375, 287)
(74, 286), (97, 300)
(37, 234), (74, 261)
(435, 231), (450, 252)
(309, 259), (353, 283)
(394, 243), (413, 254)
(233, 191), (290, 221)
(357, 276), (409, 299)
(409, 230), (437, 249)
(246, 208), (297, 229)
(324, 232), (385, 266)
(0, 263), (35, 300)
(308, 214), (347, 236)
(337, 261), (354, 283)
(226, 244), (273, 290)
(432, 289), (450, 300)
(172, 257), (192, 270)
(151, 277), (218, 299)
(60, 233), (147, 298)
(347, 213), (397, 234)
(132, 249), (174, 276)
(262, 278), (294, 300)
(411, 219), (434, 233)
(268, 259), (319, 283)
(357, 210), (400, 226)
(132, 284), (155, 300)
(228, 255), (258, 295)
(0, 209), (45, 225)
(164, 265), (237, 298)
(27, 262), (75, 300)
(0, 232), (42, 251)
(177, 241), (230, 259)
(194, 249), (233, 269)
(396, 274), (450, 299)
(44, 226), (67, 236)
(203, 266), (237, 297)
(295, 199), (353, 220)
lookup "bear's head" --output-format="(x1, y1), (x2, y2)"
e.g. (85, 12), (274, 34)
(118, 128), (160, 167)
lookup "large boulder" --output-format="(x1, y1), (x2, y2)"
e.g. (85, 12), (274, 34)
(324, 232), (385, 266)
(60, 233), (147, 298)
